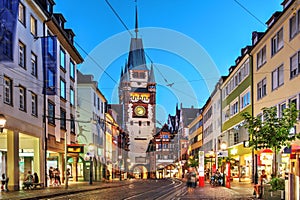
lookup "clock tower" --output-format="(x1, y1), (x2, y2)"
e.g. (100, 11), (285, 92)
(118, 7), (156, 177)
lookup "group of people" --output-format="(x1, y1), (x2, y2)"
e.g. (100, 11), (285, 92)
(23, 171), (39, 189)
(48, 167), (61, 186)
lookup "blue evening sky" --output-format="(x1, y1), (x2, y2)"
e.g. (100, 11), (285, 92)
(55, 0), (282, 124)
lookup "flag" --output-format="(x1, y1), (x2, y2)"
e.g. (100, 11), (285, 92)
(42, 36), (57, 95)
(0, 0), (19, 62)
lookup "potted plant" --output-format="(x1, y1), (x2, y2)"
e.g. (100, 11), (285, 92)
(268, 177), (285, 198)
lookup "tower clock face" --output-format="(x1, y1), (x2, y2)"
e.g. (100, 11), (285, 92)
(134, 106), (146, 116)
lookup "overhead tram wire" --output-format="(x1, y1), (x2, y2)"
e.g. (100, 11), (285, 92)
(74, 40), (118, 85)
(104, 0), (134, 37)
(105, 0), (186, 96)
(233, 0), (298, 52)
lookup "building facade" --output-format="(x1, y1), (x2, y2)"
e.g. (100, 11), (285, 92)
(0, 0), (83, 190)
(252, 0), (300, 198)
(118, 10), (156, 178)
(77, 71), (107, 182)
(221, 46), (252, 182)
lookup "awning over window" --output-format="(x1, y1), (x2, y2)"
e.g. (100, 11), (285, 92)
(259, 149), (273, 154)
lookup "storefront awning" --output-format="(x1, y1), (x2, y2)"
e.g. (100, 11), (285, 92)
(292, 144), (300, 153)
(259, 149), (273, 154)
(282, 145), (300, 154)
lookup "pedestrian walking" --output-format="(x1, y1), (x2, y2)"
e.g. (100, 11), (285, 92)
(1, 173), (8, 191)
(49, 166), (54, 186)
(186, 167), (196, 192)
(53, 168), (61, 186)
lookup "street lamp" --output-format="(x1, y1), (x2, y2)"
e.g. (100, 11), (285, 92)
(253, 127), (260, 186)
(118, 155), (122, 181)
(0, 114), (7, 133)
(88, 144), (95, 185)
(220, 141), (227, 187)
(208, 150), (214, 177)
(220, 142), (227, 151)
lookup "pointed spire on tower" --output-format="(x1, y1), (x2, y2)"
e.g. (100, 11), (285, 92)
(149, 62), (155, 83)
(135, 2), (138, 38)
(120, 66), (124, 79)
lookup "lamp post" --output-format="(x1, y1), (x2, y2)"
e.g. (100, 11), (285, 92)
(118, 155), (122, 181)
(88, 144), (95, 185)
(0, 114), (7, 133)
(126, 158), (130, 179)
(208, 150), (214, 177)
(253, 127), (260, 186)
(220, 141), (227, 187)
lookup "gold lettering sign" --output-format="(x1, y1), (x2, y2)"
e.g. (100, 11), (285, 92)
(67, 145), (84, 153)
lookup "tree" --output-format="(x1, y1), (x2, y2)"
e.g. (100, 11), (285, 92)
(242, 103), (300, 177)
(188, 156), (198, 168)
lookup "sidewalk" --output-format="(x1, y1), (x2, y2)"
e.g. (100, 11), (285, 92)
(0, 180), (132, 200)
(0, 179), (256, 200)
(182, 180), (255, 200)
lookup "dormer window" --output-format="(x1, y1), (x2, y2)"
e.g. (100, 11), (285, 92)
(46, 0), (53, 14)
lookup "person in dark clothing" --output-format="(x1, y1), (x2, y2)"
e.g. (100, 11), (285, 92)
(33, 172), (39, 184)
(1, 173), (8, 191)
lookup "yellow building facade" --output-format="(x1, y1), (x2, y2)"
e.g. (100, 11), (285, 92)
(252, 1), (300, 199)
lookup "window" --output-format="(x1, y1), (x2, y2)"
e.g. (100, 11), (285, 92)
(19, 41), (26, 68)
(278, 102), (286, 118)
(101, 102), (104, 114)
(257, 46), (266, 69)
(241, 91), (250, 109)
(60, 108), (66, 130)
(290, 11), (299, 39)
(290, 52), (300, 79)
(31, 52), (37, 77)
(18, 2), (25, 25)
(93, 92), (96, 107)
(234, 132), (239, 144)
(97, 97), (100, 110)
(132, 72), (138, 78)
(70, 60), (75, 79)
(139, 72), (145, 79)
(47, 69), (55, 90)
(48, 101), (55, 125)
(30, 16), (37, 36)
(257, 78), (267, 100)
(231, 101), (239, 115)
(272, 65), (284, 90)
(70, 114), (75, 133)
(1, 30), (13, 60)
(31, 92), (37, 116)
(46, 0), (52, 13)
(271, 28), (283, 56)
(290, 98), (297, 110)
(60, 79), (66, 99)
(4, 76), (13, 105)
(60, 48), (66, 69)
(19, 86), (26, 111)
(70, 87), (74, 106)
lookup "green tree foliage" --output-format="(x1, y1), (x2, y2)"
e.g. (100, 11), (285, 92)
(188, 156), (198, 168)
(242, 103), (300, 176)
